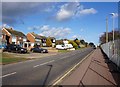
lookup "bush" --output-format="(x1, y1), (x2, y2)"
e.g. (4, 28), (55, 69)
(69, 40), (78, 49)
(46, 38), (52, 47)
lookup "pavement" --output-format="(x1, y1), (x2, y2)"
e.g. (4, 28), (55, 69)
(58, 48), (120, 87)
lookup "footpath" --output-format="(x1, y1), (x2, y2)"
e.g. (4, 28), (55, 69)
(56, 48), (120, 87)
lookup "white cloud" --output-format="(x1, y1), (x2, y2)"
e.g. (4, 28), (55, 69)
(78, 8), (97, 15)
(56, 8), (73, 21)
(28, 25), (71, 39)
(28, 26), (41, 31)
(72, 35), (81, 39)
(1, 24), (11, 28)
(40, 25), (50, 31)
(40, 25), (71, 39)
(56, 2), (97, 21)
(56, 2), (79, 21)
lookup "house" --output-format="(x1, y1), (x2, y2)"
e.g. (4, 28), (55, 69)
(56, 39), (68, 45)
(2, 27), (27, 46)
(48, 37), (56, 47)
(27, 32), (46, 47)
(26, 32), (56, 48)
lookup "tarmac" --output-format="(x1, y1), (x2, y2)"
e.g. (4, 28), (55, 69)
(57, 48), (120, 87)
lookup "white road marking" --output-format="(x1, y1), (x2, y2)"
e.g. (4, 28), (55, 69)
(0, 72), (17, 78)
(33, 60), (55, 68)
(60, 56), (69, 60)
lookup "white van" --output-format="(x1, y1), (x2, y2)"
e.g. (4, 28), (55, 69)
(56, 44), (73, 50)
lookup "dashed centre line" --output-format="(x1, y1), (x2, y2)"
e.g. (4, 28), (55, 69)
(0, 72), (17, 78)
(33, 60), (55, 68)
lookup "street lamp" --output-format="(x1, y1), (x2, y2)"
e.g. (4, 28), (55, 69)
(110, 13), (115, 56)
(110, 13), (115, 42)
(106, 16), (108, 43)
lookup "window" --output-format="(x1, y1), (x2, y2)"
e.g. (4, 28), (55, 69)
(28, 43), (31, 47)
(24, 43), (27, 47)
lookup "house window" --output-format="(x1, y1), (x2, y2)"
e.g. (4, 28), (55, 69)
(24, 43), (27, 47)
(12, 42), (15, 45)
(53, 39), (55, 43)
(19, 37), (22, 40)
(28, 43), (31, 47)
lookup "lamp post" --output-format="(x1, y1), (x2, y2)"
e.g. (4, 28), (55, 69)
(110, 13), (115, 43)
(110, 13), (115, 56)
(106, 16), (108, 43)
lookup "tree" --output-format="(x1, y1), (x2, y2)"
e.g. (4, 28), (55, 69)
(85, 42), (88, 47)
(89, 42), (95, 47)
(46, 38), (52, 47)
(99, 30), (120, 44)
(69, 40), (78, 49)
(74, 38), (80, 45)
(80, 39), (85, 45)
(56, 39), (64, 45)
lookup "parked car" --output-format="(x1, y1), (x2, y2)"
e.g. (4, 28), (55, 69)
(3, 44), (27, 53)
(0, 44), (7, 49)
(56, 44), (73, 50)
(56, 45), (67, 50)
(30, 47), (48, 53)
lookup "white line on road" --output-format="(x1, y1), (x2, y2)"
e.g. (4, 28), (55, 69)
(60, 56), (69, 60)
(33, 60), (55, 68)
(0, 72), (17, 78)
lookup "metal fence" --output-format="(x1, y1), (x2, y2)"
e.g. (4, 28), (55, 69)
(101, 39), (120, 67)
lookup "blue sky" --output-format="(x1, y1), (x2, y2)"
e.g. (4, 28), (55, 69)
(1, 2), (118, 45)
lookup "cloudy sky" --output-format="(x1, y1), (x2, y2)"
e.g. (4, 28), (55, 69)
(1, 2), (118, 45)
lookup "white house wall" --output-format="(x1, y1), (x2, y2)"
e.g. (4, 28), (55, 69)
(23, 38), (27, 42)
(12, 36), (16, 44)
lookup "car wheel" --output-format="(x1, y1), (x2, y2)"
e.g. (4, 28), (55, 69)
(8, 49), (11, 52)
(31, 50), (34, 52)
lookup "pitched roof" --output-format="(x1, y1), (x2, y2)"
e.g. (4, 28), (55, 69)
(31, 32), (46, 39)
(48, 36), (56, 39)
(5, 28), (26, 37)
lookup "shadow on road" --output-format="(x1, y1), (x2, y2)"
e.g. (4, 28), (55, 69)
(42, 65), (53, 87)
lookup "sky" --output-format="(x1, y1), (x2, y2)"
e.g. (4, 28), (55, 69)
(0, 2), (119, 45)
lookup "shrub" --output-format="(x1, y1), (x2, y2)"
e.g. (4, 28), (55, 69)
(46, 38), (52, 47)
(69, 40), (78, 49)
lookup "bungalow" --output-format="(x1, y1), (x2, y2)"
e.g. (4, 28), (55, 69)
(2, 27), (27, 46)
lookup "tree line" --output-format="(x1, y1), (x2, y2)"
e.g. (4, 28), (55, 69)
(99, 30), (120, 44)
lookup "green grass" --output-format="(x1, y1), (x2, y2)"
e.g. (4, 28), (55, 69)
(58, 49), (70, 53)
(0, 53), (30, 65)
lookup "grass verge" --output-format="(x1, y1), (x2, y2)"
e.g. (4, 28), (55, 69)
(58, 50), (70, 53)
(0, 52), (31, 65)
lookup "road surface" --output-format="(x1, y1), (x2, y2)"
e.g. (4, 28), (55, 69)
(2, 47), (94, 86)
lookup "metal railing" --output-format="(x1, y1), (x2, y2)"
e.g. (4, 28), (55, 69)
(101, 39), (120, 67)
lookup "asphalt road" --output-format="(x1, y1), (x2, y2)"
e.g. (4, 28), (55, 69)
(2, 47), (94, 86)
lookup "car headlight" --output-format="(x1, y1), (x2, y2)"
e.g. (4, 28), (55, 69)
(21, 49), (24, 51)
(43, 50), (46, 52)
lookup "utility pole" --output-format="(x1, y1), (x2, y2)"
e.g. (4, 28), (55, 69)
(106, 17), (108, 43)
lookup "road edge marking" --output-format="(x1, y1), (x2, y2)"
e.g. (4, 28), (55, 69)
(51, 50), (95, 86)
